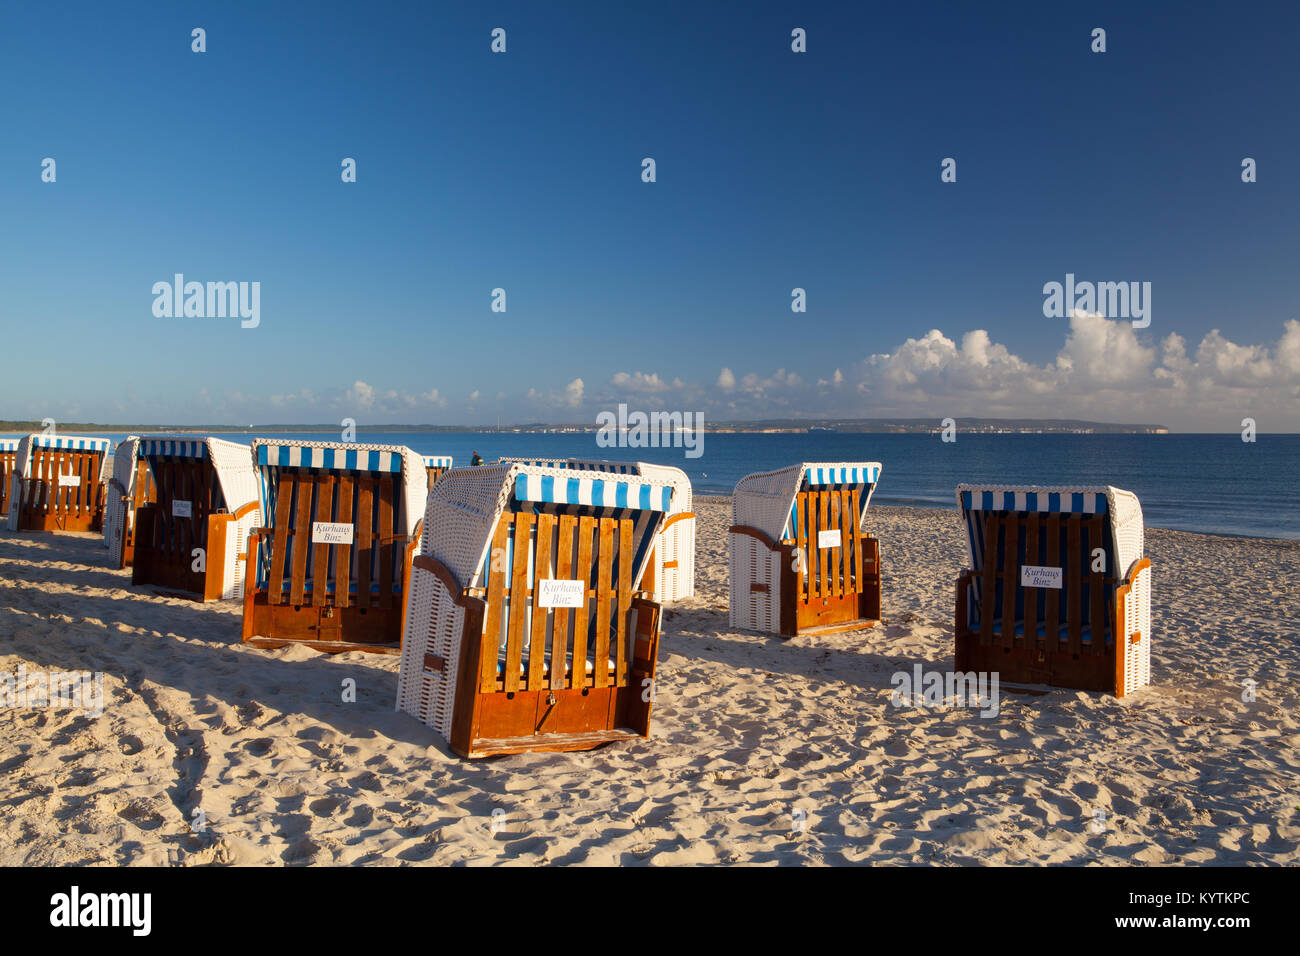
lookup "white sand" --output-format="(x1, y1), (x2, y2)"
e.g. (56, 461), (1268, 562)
(1, 500), (1297, 865)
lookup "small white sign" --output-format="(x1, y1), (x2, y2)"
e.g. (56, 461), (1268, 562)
(538, 579), (585, 608)
(312, 521), (354, 545)
(1021, 565), (1063, 589)
(172, 500), (193, 518)
(57, 474), (81, 488)
(817, 529), (842, 549)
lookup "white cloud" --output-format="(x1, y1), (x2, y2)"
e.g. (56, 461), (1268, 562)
(564, 377), (584, 406)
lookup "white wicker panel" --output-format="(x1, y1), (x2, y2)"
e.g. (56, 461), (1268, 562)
(1108, 488), (1145, 586)
(732, 465), (803, 543)
(655, 515), (696, 601)
(397, 561), (466, 740)
(1123, 561), (1152, 695)
(104, 437), (141, 559)
(421, 464), (515, 589)
(729, 531), (781, 634)
(205, 437), (263, 520)
(221, 508), (260, 601)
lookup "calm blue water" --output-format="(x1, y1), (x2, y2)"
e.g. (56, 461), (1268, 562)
(6, 431), (1297, 540)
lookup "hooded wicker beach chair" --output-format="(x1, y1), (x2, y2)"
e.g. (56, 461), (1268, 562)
(102, 436), (158, 568)
(954, 485), (1151, 696)
(423, 455), (453, 491)
(130, 437), (262, 601)
(498, 458), (695, 602)
(6, 434), (112, 533)
(396, 462), (674, 758)
(242, 440), (427, 653)
(729, 462), (883, 636)
(0, 439), (17, 519)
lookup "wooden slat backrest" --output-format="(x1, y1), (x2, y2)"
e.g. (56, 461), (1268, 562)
(795, 488), (868, 602)
(481, 510), (636, 694)
(548, 514), (576, 690)
(1066, 515), (1083, 654)
(311, 477), (335, 608)
(376, 479), (395, 610)
(334, 475), (354, 608)
(978, 512), (999, 644)
(1024, 513), (1040, 647)
(288, 473), (313, 606)
(268, 472), (295, 605)
(1000, 512), (1019, 648)
(265, 469), (406, 608)
(137, 455), (221, 570)
(355, 477), (373, 608)
(973, 510), (1115, 650)
(1087, 514), (1108, 654)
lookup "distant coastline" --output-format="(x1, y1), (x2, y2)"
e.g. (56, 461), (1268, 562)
(0, 416), (1170, 435)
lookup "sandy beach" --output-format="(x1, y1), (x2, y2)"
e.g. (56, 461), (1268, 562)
(1, 499), (1297, 866)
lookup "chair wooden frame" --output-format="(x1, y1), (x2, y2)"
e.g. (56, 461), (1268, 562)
(130, 437), (261, 601)
(397, 463), (673, 758)
(5, 435), (110, 533)
(953, 485), (1151, 697)
(0, 441), (16, 520)
(729, 462), (882, 637)
(242, 442), (426, 654)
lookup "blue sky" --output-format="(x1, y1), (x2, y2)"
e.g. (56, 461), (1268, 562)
(1, 0), (1297, 430)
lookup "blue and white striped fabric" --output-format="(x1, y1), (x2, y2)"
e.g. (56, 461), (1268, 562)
(31, 435), (112, 451)
(0, 439), (18, 452)
(256, 443), (402, 473)
(514, 473), (672, 511)
(784, 461), (882, 540)
(961, 489), (1108, 515)
(958, 486), (1113, 578)
(423, 455), (453, 469)
(566, 459), (638, 475)
(139, 438), (208, 459)
(804, 464), (881, 486)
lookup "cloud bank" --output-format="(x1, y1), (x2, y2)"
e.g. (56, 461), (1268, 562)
(18, 313), (1299, 431)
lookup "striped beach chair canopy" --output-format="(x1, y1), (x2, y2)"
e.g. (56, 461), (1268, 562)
(423, 454), (454, 470)
(138, 435), (262, 518)
(0, 438), (19, 452)
(252, 440), (427, 539)
(957, 484), (1144, 580)
(497, 457), (692, 514)
(424, 462), (676, 593)
(733, 461), (882, 544)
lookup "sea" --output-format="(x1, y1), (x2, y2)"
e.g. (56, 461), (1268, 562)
(5, 430), (1297, 541)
